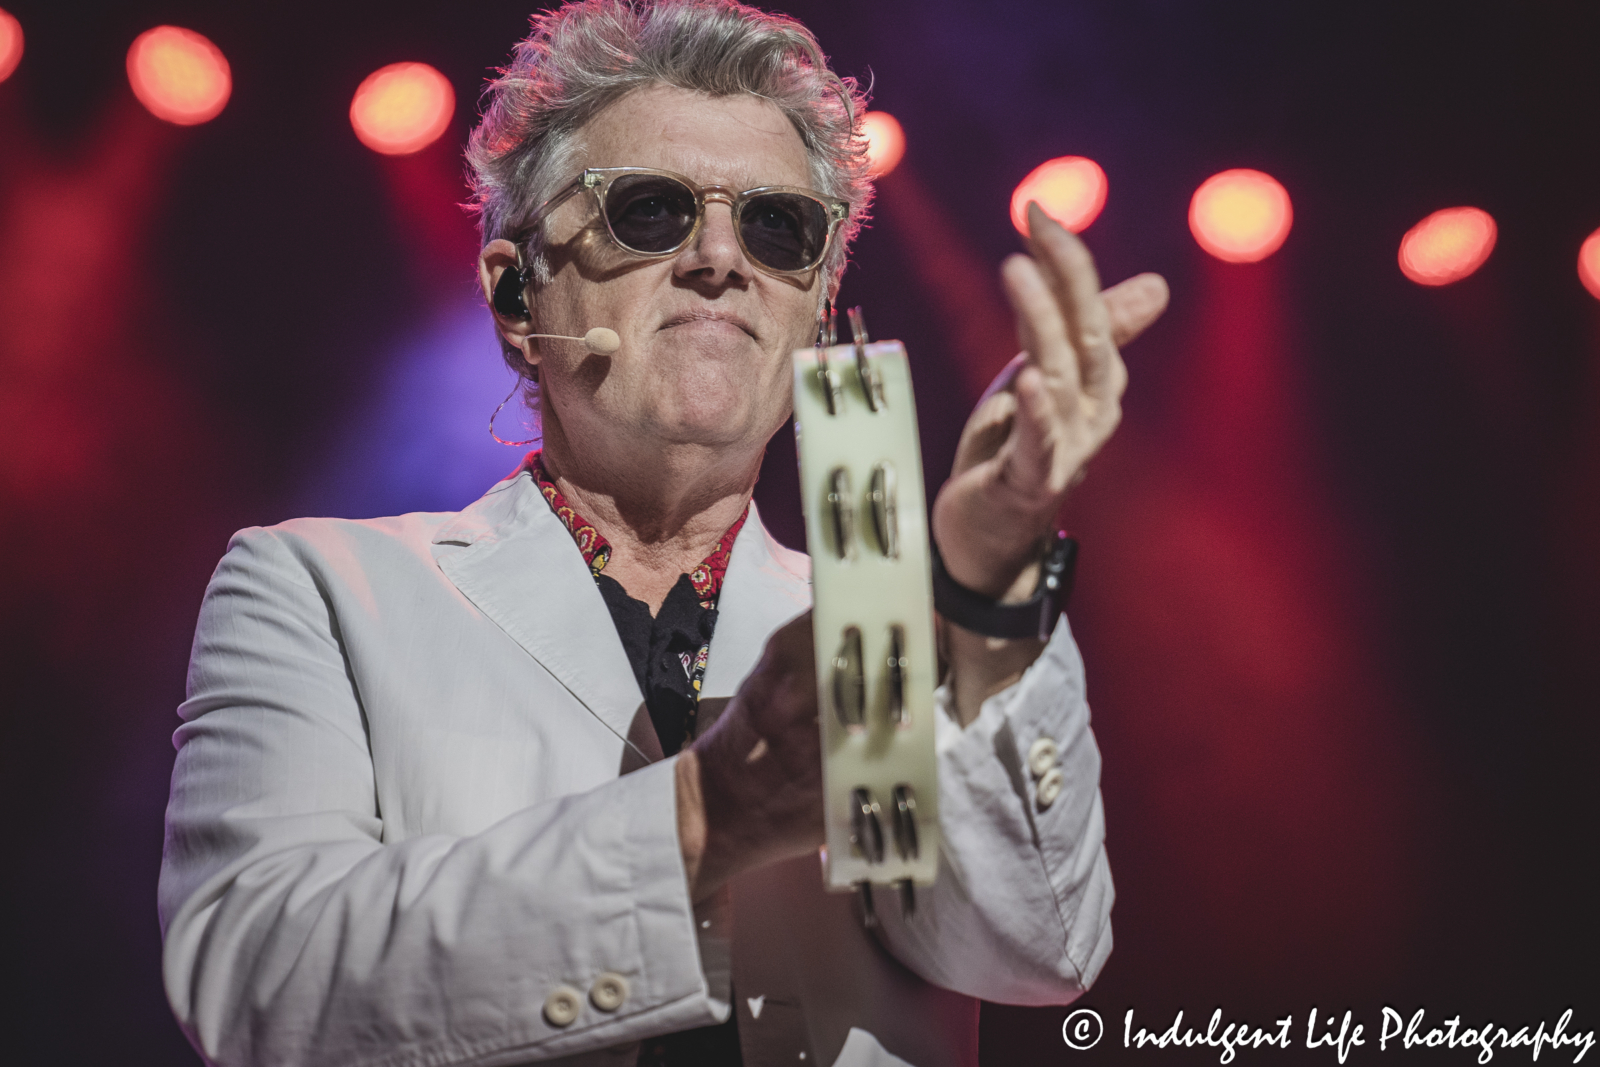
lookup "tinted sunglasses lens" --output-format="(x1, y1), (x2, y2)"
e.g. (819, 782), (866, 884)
(740, 193), (830, 271)
(604, 174), (699, 253)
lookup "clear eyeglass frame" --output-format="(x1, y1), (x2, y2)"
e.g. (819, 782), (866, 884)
(516, 166), (850, 278)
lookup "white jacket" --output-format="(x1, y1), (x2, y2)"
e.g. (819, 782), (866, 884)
(159, 463), (1113, 1067)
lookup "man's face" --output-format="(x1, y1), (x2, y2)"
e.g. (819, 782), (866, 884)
(531, 84), (825, 459)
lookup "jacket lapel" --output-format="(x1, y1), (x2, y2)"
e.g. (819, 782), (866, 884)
(700, 501), (812, 702)
(431, 470), (645, 749)
(432, 476), (809, 750)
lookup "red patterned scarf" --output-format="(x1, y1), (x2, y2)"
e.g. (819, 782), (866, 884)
(528, 450), (748, 607)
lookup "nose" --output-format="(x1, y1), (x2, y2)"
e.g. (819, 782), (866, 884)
(674, 195), (753, 287)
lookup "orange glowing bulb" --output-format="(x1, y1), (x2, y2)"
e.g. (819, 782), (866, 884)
(861, 111), (905, 178)
(350, 62), (455, 156)
(1189, 168), (1293, 263)
(126, 26), (231, 126)
(1398, 207), (1497, 287)
(0, 8), (23, 84)
(1010, 156), (1108, 235)
(1578, 229), (1600, 302)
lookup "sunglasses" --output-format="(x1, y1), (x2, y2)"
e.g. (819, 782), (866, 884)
(521, 166), (850, 277)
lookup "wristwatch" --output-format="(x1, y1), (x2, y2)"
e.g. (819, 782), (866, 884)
(931, 531), (1078, 641)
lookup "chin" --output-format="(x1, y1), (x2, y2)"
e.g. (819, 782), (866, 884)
(650, 391), (777, 451)
(658, 405), (760, 448)
(650, 366), (786, 442)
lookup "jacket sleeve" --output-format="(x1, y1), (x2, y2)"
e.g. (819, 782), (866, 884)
(158, 527), (728, 1067)
(872, 616), (1114, 1005)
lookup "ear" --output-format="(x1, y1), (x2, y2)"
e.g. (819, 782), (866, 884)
(478, 239), (536, 367)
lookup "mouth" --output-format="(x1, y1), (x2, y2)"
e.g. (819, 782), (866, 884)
(659, 309), (758, 341)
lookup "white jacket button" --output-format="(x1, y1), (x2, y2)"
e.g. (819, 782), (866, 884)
(1036, 766), (1065, 810)
(589, 972), (630, 1012)
(543, 985), (583, 1027)
(1027, 737), (1060, 778)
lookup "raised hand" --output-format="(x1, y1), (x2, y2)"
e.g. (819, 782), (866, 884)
(931, 202), (1169, 601)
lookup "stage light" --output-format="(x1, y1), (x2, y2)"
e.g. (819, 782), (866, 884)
(1398, 207), (1496, 286)
(861, 111), (905, 178)
(350, 62), (455, 156)
(1578, 229), (1600, 301)
(1189, 169), (1292, 263)
(0, 8), (22, 84)
(1010, 156), (1107, 235)
(126, 26), (231, 126)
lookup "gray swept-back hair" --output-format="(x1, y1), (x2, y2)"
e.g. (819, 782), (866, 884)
(466, 0), (873, 378)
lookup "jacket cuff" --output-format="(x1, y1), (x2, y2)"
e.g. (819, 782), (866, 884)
(442, 755), (729, 1067)
(533, 754), (731, 1056)
(924, 616), (1114, 994)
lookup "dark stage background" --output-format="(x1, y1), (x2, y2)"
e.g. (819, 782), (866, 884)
(2, 2), (1597, 1063)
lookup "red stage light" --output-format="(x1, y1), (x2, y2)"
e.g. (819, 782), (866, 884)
(1189, 169), (1292, 263)
(861, 111), (905, 178)
(1010, 156), (1107, 235)
(1398, 207), (1496, 286)
(350, 63), (455, 156)
(126, 26), (231, 126)
(0, 8), (23, 84)
(1578, 229), (1600, 301)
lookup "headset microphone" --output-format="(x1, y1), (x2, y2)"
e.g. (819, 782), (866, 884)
(493, 267), (620, 355)
(529, 328), (621, 355)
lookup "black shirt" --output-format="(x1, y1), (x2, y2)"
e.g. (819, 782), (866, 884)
(596, 572), (717, 759)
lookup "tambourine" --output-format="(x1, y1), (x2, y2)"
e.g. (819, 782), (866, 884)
(792, 307), (939, 925)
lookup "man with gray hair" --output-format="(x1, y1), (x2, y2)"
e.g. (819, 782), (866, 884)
(158, 2), (1169, 1065)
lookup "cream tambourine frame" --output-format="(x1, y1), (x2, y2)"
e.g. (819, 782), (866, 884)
(793, 336), (940, 901)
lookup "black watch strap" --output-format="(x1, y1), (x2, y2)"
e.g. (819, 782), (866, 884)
(931, 531), (1078, 641)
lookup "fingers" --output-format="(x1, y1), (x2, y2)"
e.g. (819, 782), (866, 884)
(1001, 252), (1080, 395)
(1026, 203), (1116, 393)
(1000, 364), (1064, 496)
(976, 207), (1152, 529)
(1103, 272), (1171, 348)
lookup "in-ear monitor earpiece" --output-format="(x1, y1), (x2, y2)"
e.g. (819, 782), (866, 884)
(492, 262), (618, 355)
(493, 264), (531, 320)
